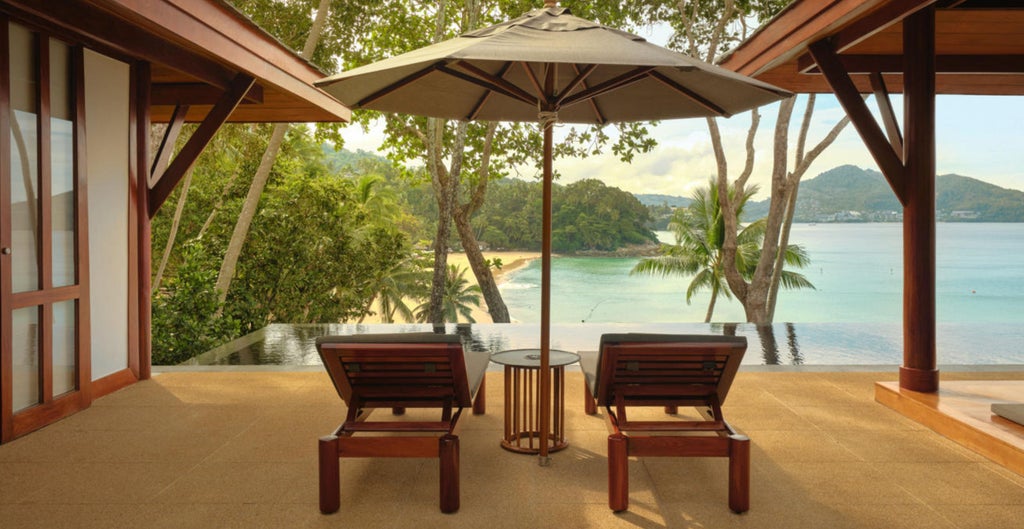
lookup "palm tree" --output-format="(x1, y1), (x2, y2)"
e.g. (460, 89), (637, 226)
(632, 181), (813, 322)
(360, 252), (431, 323)
(416, 264), (483, 324)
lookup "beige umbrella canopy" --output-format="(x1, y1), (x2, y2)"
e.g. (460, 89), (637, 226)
(317, 1), (789, 461)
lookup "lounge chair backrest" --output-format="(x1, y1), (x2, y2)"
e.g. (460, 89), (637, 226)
(595, 333), (747, 407)
(316, 333), (473, 409)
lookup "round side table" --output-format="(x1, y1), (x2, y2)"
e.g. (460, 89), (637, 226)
(490, 348), (579, 454)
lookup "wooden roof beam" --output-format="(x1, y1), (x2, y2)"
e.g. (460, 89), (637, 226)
(798, 54), (1024, 74)
(6, 0), (237, 90)
(808, 38), (908, 205)
(151, 83), (263, 106)
(829, 0), (937, 56)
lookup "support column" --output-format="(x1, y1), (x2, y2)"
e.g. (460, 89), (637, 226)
(900, 6), (938, 392)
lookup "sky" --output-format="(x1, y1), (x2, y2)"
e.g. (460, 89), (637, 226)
(334, 21), (1024, 201)
(339, 94), (1024, 200)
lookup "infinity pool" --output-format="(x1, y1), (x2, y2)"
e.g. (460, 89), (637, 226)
(182, 322), (1024, 366)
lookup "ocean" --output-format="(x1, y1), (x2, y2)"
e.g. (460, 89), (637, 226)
(498, 223), (1024, 324)
(193, 223), (1024, 366)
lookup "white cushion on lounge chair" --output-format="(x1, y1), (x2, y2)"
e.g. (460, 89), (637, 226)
(992, 403), (1024, 426)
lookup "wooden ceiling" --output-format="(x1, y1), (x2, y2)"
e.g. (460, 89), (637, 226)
(3, 0), (350, 123)
(719, 0), (1024, 95)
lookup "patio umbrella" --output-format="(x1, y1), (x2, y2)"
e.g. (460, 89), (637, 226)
(316, 1), (789, 461)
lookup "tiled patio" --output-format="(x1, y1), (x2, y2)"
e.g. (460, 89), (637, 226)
(2, 370), (1023, 529)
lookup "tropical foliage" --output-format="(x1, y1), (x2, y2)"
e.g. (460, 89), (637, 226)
(151, 129), (414, 363)
(632, 181), (814, 322)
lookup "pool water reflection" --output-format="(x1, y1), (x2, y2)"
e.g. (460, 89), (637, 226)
(182, 322), (1023, 366)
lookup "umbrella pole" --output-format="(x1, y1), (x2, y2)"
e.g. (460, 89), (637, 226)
(539, 116), (553, 465)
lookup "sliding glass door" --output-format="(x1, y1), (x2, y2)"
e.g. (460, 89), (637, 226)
(2, 20), (89, 442)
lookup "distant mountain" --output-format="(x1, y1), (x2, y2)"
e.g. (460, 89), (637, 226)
(635, 193), (691, 208)
(743, 165), (1024, 222)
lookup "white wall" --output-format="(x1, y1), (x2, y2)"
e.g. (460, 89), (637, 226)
(83, 49), (130, 380)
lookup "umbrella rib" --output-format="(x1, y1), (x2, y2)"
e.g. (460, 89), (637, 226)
(519, 62), (546, 101)
(649, 70), (728, 117)
(467, 62), (514, 121)
(453, 61), (538, 108)
(570, 63), (607, 125)
(357, 61), (445, 108)
(554, 64), (598, 107)
(437, 64), (535, 106)
(560, 66), (655, 108)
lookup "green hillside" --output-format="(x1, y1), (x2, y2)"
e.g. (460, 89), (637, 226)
(743, 165), (1024, 222)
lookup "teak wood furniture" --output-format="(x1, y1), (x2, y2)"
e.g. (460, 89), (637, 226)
(316, 333), (488, 514)
(580, 333), (749, 513)
(490, 348), (578, 455)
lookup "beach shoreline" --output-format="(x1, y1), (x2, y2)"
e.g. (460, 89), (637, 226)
(350, 251), (540, 324)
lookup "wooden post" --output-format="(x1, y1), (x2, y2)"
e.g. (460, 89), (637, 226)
(439, 434), (460, 513)
(900, 6), (939, 393)
(539, 64), (555, 463)
(728, 435), (751, 513)
(608, 433), (629, 512)
(318, 436), (340, 514)
(136, 62), (152, 380)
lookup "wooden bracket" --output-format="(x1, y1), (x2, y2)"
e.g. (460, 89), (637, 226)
(869, 72), (904, 156)
(148, 72), (254, 217)
(149, 103), (188, 185)
(808, 38), (908, 205)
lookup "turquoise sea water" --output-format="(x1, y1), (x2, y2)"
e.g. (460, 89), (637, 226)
(499, 223), (1024, 324)
(193, 223), (1023, 366)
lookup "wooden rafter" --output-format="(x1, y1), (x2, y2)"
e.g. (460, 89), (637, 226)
(808, 38), (907, 204)
(468, 62), (512, 120)
(148, 72), (254, 217)
(826, 0), (937, 59)
(453, 61), (538, 106)
(649, 71), (728, 116)
(150, 103), (189, 185)
(869, 72), (903, 155)
(560, 67), (654, 108)
(151, 83), (263, 106)
(797, 54), (1024, 74)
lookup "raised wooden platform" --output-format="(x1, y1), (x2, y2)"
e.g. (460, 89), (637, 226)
(876, 380), (1024, 476)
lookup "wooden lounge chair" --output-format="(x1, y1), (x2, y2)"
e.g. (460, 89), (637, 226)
(580, 333), (749, 513)
(316, 333), (488, 514)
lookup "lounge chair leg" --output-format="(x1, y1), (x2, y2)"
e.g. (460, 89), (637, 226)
(439, 434), (460, 513)
(608, 433), (629, 512)
(728, 434), (750, 513)
(663, 405), (678, 415)
(584, 384), (597, 415)
(473, 376), (486, 415)
(392, 407), (406, 415)
(318, 435), (340, 514)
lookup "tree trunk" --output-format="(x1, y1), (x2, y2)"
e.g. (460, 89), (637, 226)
(215, 123), (288, 304)
(153, 167), (194, 293)
(704, 286), (718, 323)
(767, 181), (799, 320)
(453, 211), (509, 322)
(213, 0), (330, 304)
(452, 122), (509, 323)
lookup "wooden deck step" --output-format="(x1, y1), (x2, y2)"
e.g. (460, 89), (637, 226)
(875, 380), (1024, 476)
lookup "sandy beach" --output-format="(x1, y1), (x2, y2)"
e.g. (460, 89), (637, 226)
(352, 251), (540, 324)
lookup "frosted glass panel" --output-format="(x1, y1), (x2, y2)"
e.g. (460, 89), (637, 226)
(10, 24), (40, 293)
(52, 301), (78, 396)
(51, 39), (76, 287)
(51, 117), (75, 286)
(12, 307), (41, 412)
